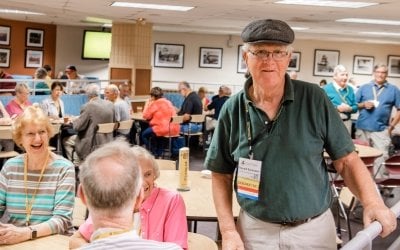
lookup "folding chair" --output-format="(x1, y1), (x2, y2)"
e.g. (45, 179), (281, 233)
(155, 159), (176, 170)
(375, 155), (400, 197)
(49, 123), (61, 154)
(163, 115), (184, 159)
(182, 114), (206, 148)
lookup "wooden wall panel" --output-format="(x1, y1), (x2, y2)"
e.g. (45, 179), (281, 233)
(0, 18), (56, 76)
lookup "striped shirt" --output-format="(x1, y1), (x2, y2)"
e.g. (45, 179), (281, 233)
(80, 230), (182, 250)
(0, 153), (75, 234)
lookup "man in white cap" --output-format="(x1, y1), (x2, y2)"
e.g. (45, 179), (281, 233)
(205, 19), (396, 249)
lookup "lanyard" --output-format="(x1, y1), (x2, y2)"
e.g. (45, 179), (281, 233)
(92, 228), (133, 241)
(24, 152), (50, 226)
(334, 87), (349, 104)
(244, 102), (284, 160)
(372, 85), (385, 100)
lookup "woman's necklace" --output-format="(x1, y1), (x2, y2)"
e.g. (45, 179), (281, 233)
(24, 151), (50, 226)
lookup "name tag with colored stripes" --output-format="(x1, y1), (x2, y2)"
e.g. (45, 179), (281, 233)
(237, 157), (261, 200)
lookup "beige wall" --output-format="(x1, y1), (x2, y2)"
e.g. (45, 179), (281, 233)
(54, 25), (400, 93)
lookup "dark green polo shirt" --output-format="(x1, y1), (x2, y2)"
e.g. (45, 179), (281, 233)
(205, 75), (354, 222)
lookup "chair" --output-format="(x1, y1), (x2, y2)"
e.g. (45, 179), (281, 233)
(337, 187), (357, 240)
(72, 197), (88, 228)
(375, 155), (400, 197)
(97, 122), (117, 134)
(49, 123), (61, 153)
(0, 127), (19, 166)
(117, 119), (133, 131)
(155, 159), (176, 170)
(188, 232), (218, 250)
(163, 116), (184, 158)
(181, 114), (206, 147)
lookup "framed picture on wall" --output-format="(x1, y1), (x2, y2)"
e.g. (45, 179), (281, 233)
(0, 26), (11, 46)
(25, 49), (43, 68)
(199, 47), (223, 68)
(313, 49), (340, 76)
(287, 51), (301, 71)
(26, 28), (44, 47)
(154, 43), (184, 68)
(0, 48), (11, 67)
(388, 55), (400, 78)
(353, 55), (374, 75)
(237, 45), (247, 73)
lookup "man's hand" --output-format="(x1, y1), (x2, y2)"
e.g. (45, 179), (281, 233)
(221, 230), (244, 250)
(363, 202), (397, 238)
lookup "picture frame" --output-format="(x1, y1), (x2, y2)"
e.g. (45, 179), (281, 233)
(237, 45), (247, 74)
(26, 28), (44, 47)
(287, 51), (301, 71)
(313, 49), (340, 76)
(0, 26), (11, 46)
(0, 48), (11, 67)
(353, 55), (374, 75)
(199, 47), (223, 68)
(25, 49), (43, 68)
(154, 43), (184, 68)
(388, 55), (400, 78)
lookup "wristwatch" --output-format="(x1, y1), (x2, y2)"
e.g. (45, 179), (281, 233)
(28, 226), (37, 240)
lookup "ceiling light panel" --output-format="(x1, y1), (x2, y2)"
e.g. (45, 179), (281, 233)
(337, 18), (400, 26)
(0, 9), (45, 15)
(111, 2), (194, 11)
(274, 0), (378, 8)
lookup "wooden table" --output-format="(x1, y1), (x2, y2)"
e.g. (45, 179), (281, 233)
(324, 144), (383, 159)
(2, 234), (69, 250)
(131, 112), (145, 121)
(157, 170), (240, 221)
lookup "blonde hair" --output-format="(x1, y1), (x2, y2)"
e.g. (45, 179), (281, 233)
(12, 106), (53, 149)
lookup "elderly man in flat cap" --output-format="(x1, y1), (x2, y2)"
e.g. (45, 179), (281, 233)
(205, 19), (396, 249)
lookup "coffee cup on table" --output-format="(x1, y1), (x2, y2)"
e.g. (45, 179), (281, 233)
(63, 117), (70, 124)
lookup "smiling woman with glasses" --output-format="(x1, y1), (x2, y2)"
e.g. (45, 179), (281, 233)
(5, 83), (32, 118)
(0, 106), (75, 246)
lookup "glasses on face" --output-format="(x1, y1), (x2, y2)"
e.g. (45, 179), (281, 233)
(24, 130), (48, 139)
(375, 70), (388, 74)
(248, 49), (289, 60)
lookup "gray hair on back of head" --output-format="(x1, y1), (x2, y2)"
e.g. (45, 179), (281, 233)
(79, 139), (142, 211)
(85, 84), (100, 98)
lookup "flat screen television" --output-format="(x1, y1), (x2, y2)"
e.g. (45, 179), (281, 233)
(82, 30), (111, 60)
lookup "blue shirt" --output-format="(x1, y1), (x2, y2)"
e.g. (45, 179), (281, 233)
(356, 81), (400, 132)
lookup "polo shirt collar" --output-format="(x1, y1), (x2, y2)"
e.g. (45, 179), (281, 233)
(332, 81), (347, 91)
(372, 80), (388, 88)
(243, 74), (294, 105)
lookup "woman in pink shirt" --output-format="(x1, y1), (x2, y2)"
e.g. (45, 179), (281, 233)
(69, 146), (188, 249)
(5, 83), (32, 117)
(141, 87), (180, 157)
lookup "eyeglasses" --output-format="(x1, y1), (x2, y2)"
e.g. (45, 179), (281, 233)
(374, 70), (388, 74)
(24, 130), (48, 138)
(248, 49), (289, 60)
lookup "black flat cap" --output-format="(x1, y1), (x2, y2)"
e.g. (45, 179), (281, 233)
(241, 19), (294, 45)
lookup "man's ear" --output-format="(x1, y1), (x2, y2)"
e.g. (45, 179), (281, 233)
(77, 184), (88, 206)
(133, 187), (145, 212)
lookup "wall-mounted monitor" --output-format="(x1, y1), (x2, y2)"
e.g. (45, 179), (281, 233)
(82, 30), (111, 60)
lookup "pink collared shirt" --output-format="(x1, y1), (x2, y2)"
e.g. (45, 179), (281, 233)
(79, 187), (188, 249)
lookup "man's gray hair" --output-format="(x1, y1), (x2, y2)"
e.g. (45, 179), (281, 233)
(333, 64), (347, 76)
(79, 139), (142, 211)
(374, 63), (388, 72)
(179, 81), (191, 90)
(105, 84), (119, 94)
(85, 84), (100, 98)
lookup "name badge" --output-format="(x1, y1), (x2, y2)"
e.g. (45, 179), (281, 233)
(237, 157), (262, 200)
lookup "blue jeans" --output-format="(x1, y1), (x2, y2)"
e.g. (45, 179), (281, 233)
(180, 123), (203, 133)
(141, 127), (164, 157)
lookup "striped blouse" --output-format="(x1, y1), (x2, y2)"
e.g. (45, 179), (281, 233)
(0, 153), (75, 234)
